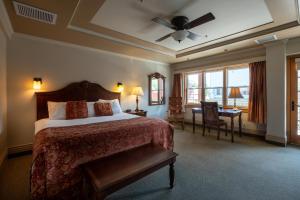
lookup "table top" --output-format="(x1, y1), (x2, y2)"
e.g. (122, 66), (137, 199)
(192, 107), (242, 116)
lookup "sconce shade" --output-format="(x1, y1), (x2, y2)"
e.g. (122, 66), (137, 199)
(132, 87), (144, 96)
(117, 82), (124, 92)
(228, 87), (243, 99)
(33, 78), (42, 90)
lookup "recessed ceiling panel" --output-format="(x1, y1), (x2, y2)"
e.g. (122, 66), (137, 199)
(91, 0), (273, 51)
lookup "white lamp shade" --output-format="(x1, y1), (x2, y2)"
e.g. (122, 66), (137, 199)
(132, 87), (144, 96)
(171, 30), (188, 42)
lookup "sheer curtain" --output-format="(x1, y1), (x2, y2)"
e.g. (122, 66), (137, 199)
(248, 61), (267, 124)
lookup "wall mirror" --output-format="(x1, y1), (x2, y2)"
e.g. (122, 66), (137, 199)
(148, 72), (166, 105)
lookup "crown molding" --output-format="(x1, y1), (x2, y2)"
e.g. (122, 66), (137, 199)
(0, 0), (13, 39)
(263, 39), (289, 48)
(68, 25), (175, 57)
(172, 45), (266, 70)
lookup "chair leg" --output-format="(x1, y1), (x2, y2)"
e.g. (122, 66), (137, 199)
(225, 124), (228, 136)
(202, 125), (205, 136)
(169, 163), (175, 189)
(217, 125), (220, 140)
(208, 127), (211, 133)
(181, 121), (185, 130)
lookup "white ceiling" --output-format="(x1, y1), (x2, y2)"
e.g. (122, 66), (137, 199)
(90, 0), (284, 51)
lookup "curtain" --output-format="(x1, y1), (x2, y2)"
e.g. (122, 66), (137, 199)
(248, 61), (267, 124)
(172, 73), (182, 97)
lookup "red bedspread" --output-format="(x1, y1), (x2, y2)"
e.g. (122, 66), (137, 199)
(31, 117), (174, 200)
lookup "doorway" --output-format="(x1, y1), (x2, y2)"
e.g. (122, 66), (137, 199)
(290, 57), (300, 144)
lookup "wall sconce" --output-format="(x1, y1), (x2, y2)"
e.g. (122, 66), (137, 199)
(33, 78), (42, 90)
(117, 82), (124, 92)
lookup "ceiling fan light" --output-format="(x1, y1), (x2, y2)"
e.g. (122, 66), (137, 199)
(171, 30), (188, 42)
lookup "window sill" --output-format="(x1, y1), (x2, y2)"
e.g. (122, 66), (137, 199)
(185, 104), (201, 108)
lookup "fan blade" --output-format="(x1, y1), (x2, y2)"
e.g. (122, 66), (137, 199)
(155, 33), (172, 42)
(187, 31), (200, 41)
(184, 12), (215, 29)
(152, 17), (176, 30)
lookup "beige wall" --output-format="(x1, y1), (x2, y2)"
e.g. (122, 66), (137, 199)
(7, 34), (171, 149)
(0, 25), (7, 165)
(265, 41), (287, 144)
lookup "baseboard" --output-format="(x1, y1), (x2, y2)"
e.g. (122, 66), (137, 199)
(265, 134), (287, 147)
(0, 148), (7, 169)
(8, 143), (33, 155)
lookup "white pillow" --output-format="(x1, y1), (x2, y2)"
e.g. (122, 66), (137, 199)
(98, 99), (122, 114)
(48, 101), (66, 120)
(87, 102), (96, 117)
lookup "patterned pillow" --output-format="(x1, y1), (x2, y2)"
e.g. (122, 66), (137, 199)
(94, 102), (113, 116)
(66, 100), (88, 119)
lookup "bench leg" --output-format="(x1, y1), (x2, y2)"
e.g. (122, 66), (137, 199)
(169, 163), (175, 189)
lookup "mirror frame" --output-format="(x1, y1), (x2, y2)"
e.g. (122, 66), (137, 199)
(148, 72), (166, 106)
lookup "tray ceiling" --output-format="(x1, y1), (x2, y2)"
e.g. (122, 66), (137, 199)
(3, 0), (300, 63)
(91, 0), (273, 51)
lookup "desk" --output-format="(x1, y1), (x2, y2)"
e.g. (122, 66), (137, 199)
(192, 108), (242, 142)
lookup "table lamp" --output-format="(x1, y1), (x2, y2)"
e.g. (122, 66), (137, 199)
(132, 87), (144, 111)
(228, 87), (243, 110)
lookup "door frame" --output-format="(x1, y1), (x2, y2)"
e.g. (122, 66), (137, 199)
(289, 55), (300, 144)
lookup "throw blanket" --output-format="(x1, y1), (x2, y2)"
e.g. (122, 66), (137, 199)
(31, 117), (174, 200)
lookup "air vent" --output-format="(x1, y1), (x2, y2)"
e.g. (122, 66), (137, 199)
(255, 35), (277, 45)
(13, 1), (57, 24)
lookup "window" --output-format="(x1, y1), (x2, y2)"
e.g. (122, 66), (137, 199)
(227, 67), (249, 107)
(204, 70), (223, 105)
(186, 73), (202, 104)
(184, 64), (250, 109)
(148, 72), (165, 105)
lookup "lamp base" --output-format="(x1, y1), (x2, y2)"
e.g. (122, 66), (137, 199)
(232, 99), (239, 111)
(232, 107), (239, 111)
(135, 96), (139, 112)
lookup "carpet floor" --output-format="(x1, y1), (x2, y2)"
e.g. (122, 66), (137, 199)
(1, 126), (300, 200)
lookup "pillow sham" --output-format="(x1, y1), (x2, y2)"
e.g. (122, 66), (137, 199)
(66, 100), (88, 119)
(94, 102), (113, 116)
(87, 102), (96, 117)
(48, 101), (66, 120)
(98, 99), (122, 114)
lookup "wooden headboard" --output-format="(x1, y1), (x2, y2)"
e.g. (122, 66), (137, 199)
(35, 81), (121, 120)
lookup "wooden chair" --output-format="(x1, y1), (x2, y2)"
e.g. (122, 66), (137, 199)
(168, 97), (185, 130)
(201, 101), (228, 140)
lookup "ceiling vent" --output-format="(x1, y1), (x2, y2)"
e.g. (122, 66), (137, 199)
(13, 1), (57, 25)
(255, 35), (277, 45)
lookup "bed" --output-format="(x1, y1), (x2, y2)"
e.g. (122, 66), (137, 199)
(30, 81), (174, 200)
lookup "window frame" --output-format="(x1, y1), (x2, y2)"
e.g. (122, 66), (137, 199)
(185, 72), (203, 104)
(184, 64), (249, 111)
(203, 69), (224, 105)
(225, 66), (249, 109)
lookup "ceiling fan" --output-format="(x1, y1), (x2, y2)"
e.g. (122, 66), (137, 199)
(152, 12), (215, 43)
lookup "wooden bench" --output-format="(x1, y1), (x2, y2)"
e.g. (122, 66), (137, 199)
(84, 144), (178, 200)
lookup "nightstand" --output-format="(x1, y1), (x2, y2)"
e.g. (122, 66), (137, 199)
(126, 110), (147, 117)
